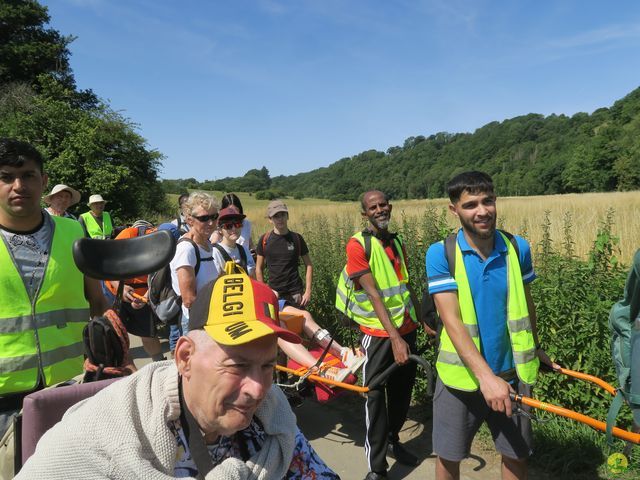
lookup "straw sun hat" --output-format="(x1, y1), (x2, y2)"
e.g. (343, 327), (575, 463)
(43, 184), (81, 207)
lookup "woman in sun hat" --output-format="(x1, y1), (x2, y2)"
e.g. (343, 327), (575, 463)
(43, 184), (81, 220)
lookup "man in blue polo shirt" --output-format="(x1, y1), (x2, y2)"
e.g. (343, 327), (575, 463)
(425, 171), (558, 480)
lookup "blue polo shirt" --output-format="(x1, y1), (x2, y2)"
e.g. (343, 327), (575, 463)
(425, 229), (536, 375)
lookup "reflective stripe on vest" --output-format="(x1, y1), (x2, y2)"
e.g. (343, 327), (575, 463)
(335, 233), (416, 330)
(80, 211), (113, 239)
(435, 232), (539, 391)
(0, 216), (89, 395)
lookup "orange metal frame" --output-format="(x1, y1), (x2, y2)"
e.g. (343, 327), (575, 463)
(513, 367), (640, 444)
(276, 364), (370, 393)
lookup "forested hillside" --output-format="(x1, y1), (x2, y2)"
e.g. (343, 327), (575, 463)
(165, 88), (640, 200)
(0, 0), (167, 220)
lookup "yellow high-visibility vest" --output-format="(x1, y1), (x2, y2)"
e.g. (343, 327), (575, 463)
(436, 232), (539, 391)
(335, 232), (416, 330)
(80, 211), (113, 239)
(0, 216), (89, 395)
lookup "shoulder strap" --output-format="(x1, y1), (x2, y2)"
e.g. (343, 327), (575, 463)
(178, 238), (202, 276)
(499, 229), (520, 258)
(137, 225), (147, 237)
(213, 243), (233, 264)
(443, 233), (457, 275)
(237, 243), (248, 267)
(261, 230), (272, 254)
(179, 381), (214, 478)
(361, 230), (373, 261)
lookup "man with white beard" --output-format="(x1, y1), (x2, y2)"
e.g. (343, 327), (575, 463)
(335, 190), (422, 480)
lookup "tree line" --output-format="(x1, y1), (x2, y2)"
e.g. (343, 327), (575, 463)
(164, 88), (640, 201)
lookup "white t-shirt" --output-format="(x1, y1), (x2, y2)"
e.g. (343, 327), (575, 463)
(237, 218), (252, 247)
(211, 242), (256, 276)
(170, 239), (221, 318)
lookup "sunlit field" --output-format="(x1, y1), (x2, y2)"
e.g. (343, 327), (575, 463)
(168, 190), (640, 264)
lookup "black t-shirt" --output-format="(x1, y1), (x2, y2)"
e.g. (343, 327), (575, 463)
(256, 230), (309, 296)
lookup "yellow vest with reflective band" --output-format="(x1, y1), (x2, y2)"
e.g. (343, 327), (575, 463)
(335, 232), (416, 330)
(436, 232), (539, 391)
(80, 211), (113, 239)
(0, 216), (89, 395)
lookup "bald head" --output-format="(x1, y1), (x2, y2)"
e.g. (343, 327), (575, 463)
(360, 190), (388, 213)
(360, 190), (392, 232)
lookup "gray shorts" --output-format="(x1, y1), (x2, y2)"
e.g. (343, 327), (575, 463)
(432, 377), (533, 462)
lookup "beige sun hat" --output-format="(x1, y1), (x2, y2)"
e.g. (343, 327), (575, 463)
(88, 194), (107, 206)
(43, 184), (81, 206)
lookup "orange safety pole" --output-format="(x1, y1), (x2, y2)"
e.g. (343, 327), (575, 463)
(276, 365), (370, 393)
(513, 394), (640, 445)
(558, 367), (617, 396)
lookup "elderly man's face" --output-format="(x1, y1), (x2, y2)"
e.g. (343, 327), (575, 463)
(49, 190), (72, 212)
(177, 334), (278, 440)
(90, 201), (105, 215)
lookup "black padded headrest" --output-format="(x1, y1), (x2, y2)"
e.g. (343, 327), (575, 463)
(72, 230), (176, 280)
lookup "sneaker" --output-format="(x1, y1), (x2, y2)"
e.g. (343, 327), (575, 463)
(341, 347), (366, 373)
(318, 365), (352, 383)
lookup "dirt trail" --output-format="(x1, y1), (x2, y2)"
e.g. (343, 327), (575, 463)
(296, 395), (510, 479)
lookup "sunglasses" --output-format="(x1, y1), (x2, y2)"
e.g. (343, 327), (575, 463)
(191, 212), (219, 223)
(220, 220), (243, 230)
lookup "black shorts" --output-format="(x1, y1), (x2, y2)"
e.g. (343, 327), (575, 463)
(119, 303), (156, 338)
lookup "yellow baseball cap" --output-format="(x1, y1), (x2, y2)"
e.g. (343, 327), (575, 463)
(189, 273), (301, 346)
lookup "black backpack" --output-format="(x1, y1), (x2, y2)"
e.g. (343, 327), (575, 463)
(421, 230), (519, 338)
(83, 315), (124, 374)
(147, 238), (202, 325)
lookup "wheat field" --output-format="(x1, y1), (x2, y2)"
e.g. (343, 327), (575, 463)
(169, 191), (640, 264)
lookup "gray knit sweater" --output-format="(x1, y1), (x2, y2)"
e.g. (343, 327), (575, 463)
(16, 361), (297, 479)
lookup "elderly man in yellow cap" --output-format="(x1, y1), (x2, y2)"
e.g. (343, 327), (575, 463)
(17, 271), (341, 479)
(79, 194), (113, 239)
(43, 184), (81, 220)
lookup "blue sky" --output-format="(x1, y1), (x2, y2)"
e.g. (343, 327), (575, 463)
(41, 0), (640, 180)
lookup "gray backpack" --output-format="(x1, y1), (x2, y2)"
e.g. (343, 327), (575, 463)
(607, 249), (640, 442)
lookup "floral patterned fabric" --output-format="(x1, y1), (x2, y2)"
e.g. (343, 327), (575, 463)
(171, 417), (340, 479)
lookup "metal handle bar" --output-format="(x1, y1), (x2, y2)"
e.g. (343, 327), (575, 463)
(276, 353), (434, 395)
(555, 367), (617, 396)
(367, 354), (433, 394)
(511, 392), (640, 445)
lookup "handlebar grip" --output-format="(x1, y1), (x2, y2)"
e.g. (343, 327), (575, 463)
(367, 354), (434, 396)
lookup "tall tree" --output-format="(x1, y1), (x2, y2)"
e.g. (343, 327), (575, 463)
(0, 0), (74, 88)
